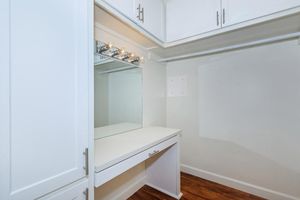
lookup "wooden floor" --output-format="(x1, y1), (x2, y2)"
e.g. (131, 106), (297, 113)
(128, 172), (266, 200)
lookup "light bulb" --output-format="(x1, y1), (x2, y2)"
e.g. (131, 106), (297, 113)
(120, 48), (125, 54)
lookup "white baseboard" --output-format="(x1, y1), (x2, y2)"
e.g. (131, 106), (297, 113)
(112, 175), (146, 200)
(146, 183), (183, 200)
(181, 164), (300, 200)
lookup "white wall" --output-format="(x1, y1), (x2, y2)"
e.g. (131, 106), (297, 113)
(167, 40), (300, 200)
(143, 58), (167, 127)
(94, 74), (108, 127)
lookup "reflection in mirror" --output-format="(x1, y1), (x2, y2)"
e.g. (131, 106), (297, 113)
(94, 53), (142, 139)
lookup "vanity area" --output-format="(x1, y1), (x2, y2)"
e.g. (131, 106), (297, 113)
(94, 127), (181, 198)
(93, 41), (181, 199)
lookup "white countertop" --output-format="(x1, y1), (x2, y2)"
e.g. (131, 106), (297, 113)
(94, 126), (181, 173)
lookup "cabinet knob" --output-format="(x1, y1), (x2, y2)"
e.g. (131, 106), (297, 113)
(148, 150), (160, 157)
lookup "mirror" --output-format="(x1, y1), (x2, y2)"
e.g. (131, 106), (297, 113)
(94, 53), (142, 139)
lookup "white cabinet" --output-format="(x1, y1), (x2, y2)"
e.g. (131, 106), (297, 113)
(1, 0), (90, 199)
(39, 180), (88, 200)
(103, 0), (135, 20)
(166, 0), (221, 42)
(135, 0), (165, 41)
(99, 0), (165, 41)
(222, 0), (300, 26)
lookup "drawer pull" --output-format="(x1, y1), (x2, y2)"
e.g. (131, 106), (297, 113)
(148, 150), (160, 157)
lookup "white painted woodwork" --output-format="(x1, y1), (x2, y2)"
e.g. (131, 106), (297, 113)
(0, 0), (10, 199)
(95, 136), (178, 187)
(166, 0), (221, 42)
(38, 179), (88, 200)
(103, 0), (135, 20)
(1, 0), (90, 199)
(222, 0), (300, 27)
(146, 139), (181, 199)
(94, 127), (181, 198)
(136, 0), (165, 41)
(94, 127), (180, 172)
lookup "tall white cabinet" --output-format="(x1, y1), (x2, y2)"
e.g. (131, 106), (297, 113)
(0, 0), (91, 199)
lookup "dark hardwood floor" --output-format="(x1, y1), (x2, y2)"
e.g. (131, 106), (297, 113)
(128, 172), (266, 200)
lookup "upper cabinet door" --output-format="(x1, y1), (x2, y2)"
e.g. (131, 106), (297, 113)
(1, 0), (90, 199)
(166, 0), (221, 42)
(222, 0), (300, 27)
(104, 0), (135, 20)
(136, 0), (165, 41)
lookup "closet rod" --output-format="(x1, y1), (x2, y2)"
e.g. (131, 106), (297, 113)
(159, 32), (300, 62)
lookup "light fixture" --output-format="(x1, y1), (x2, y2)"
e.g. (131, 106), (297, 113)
(95, 40), (143, 65)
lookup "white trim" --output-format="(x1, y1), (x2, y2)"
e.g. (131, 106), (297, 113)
(181, 164), (300, 200)
(159, 32), (300, 62)
(146, 183), (183, 200)
(87, 0), (95, 199)
(0, 0), (10, 199)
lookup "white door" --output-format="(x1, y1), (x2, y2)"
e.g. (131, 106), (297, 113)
(0, 0), (90, 200)
(104, 0), (135, 20)
(222, 0), (300, 26)
(166, 0), (221, 42)
(136, 0), (165, 41)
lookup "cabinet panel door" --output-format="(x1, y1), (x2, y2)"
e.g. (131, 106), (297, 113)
(137, 0), (165, 41)
(39, 179), (88, 200)
(104, 0), (135, 20)
(222, 0), (300, 26)
(1, 0), (90, 199)
(166, 0), (221, 42)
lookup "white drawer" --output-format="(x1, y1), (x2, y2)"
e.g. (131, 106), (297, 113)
(94, 135), (178, 187)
